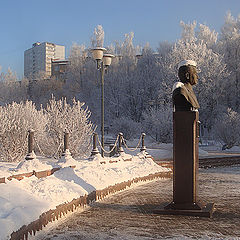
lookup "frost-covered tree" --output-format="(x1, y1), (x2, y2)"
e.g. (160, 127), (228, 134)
(180, 20), (197, 43)
(118, 32), (136, 57)
(167, 21), (228, 130)
(43, 96), (95, 157)
(91, 25), (104, 47)
(3, 21), (235, 147)
(0, 68), (28, 104)
(142, 105), (172, 143)
(218, 12), (240, 111)
(0, 96), (95, 162)
(196, 23), (218, 48)
(157, 41), (173, 57)
(212, 108), (240, 149)
(0, 101), (47, 162)
(111, 116), (141, 140)
(67, 43), (88, 90)
(28, 75), (65, 107)
(104, 32), (141, 122)
(123, 44), (164, 122)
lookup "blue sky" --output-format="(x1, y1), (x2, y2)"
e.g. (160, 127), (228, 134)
(0, 0), (240, 78)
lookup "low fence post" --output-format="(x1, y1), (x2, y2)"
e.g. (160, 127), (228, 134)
(118, 132), (124, 154)
(62, 130), (71, 157)
(25, 129), (35, 160)
(140, 133), (146, 152)
(109, 144), (117, 157)
(64, 130), (69, 151)
(91, 133), (100, 156)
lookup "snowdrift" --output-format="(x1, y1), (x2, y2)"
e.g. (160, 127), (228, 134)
(0, 151), (171, 240)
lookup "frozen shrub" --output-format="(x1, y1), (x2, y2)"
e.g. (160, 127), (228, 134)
(0, 101), (47, 162)
(142, 106), (172, 143)
(212, 108), (240, 149)
(42, 96), (95, 157)
(110, 116), (141, 140)
(0, 97), (95, 161)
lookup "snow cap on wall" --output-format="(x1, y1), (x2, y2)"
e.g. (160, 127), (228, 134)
(178, 60), (197, 69)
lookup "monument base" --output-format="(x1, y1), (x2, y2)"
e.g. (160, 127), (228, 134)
(153, 202), (215, 218)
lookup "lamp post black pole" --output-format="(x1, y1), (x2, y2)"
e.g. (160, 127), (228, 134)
(92, 49), (113, 157)
(100, 61), (105, 157)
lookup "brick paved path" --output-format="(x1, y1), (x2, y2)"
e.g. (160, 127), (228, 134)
(39, 166), (240, 240)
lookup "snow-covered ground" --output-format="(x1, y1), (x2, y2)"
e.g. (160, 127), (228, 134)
(1, 136), (240, 240)
(0, 151), (169, 240)
(124, 137), (240, 160)
(35, 165), (240, 240)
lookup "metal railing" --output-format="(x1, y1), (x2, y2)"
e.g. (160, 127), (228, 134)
(24, 130), (147, 160)
(90, 132), (147, 157)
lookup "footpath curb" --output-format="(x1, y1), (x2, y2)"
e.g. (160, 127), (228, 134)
(0, 167), (76, 184)
(10, 171), (172, 240)
(154, 155), (240, 169)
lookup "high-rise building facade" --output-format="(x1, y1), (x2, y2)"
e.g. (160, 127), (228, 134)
(24, 42), (65, 78)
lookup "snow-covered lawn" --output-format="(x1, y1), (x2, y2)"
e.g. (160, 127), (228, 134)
(1, 136), (239, 240)
(124, 137), (240, 160)
(37, 165), (240, 240)
(0, 151), (170, 240)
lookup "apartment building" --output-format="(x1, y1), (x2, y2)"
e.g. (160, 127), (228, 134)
(24, 42), (65, 79)
(51, 59), (69, 81)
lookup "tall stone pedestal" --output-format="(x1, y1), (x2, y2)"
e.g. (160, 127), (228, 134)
(154, 111), (214, 217)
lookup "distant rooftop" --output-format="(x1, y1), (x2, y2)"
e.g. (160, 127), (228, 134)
(32, 42), (65, 47)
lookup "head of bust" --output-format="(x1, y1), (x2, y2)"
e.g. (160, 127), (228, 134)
(178, 60), (198, 85)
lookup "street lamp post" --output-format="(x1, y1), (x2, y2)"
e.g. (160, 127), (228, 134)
(91, 47), (114, 157)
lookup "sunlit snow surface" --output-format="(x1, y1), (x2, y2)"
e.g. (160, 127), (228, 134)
(35, 165), (240, 240)
(1, 141), (240, 240)
(0, 152), (169, 240)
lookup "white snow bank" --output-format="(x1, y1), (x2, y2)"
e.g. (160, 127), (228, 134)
(0, 162), (18, 178)
(199, 148), (209, 157)
(223, 146), (240, 153)
(14, 157), (53, 174)
(138, 143), (209, 160)
(58, 149), (78, 167)
(147, 148), (172, 160)
(0, 151), (169, 240)
(114, 137), (212, 160)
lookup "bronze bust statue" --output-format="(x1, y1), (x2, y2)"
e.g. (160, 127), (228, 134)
(172, 60), (200, 111)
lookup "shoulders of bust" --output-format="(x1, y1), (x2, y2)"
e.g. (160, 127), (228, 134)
(173, 83), (188, 95)
(172, 82), (184, 92)
(172, 86), (189, 102)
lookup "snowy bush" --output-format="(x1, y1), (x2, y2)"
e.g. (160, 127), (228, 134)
(42, 96), (95, 157)
(0, 101), (47, 162)
(110, 116), (141, 140)
(0, 68), (28, 104)
(0, 97), (94, 162)
(142, 106), (172, 143)
(212, 108), (240, 149)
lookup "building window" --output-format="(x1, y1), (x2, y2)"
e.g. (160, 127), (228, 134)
(54, 65), (60, 71)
